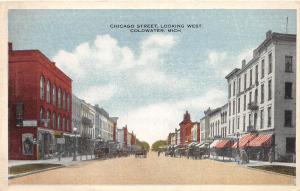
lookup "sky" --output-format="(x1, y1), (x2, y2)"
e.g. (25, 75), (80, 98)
(8, 9), (296, 145)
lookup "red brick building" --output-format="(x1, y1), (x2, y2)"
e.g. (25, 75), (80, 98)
(8, 43), (72, 160)
(179, 111), (193, 146)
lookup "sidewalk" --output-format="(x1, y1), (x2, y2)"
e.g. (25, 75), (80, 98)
(208, 155), (296, 167)
(9, 154), (96, 167)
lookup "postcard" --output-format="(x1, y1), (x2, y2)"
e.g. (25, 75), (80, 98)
(0, 1), (299, 191)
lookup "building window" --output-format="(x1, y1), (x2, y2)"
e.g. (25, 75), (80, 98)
(261, 59), (265, 79)
(285, 56), (293, 72)
(267, 106), (271, 127)
(16, 103), (23, 126)
(232, 118), (235, 133)
(261, 84), (264, 103)
(268, 79), (272, 100)
(58, 115), (61, 129)
(228, 120), (231, 134)
(40, 76), (45, 100)
(260, 109), (264, 129)
(62, 117), (65, 130)
(249, 113), (252, 126)
(40, 107), (44, 120)
(233, 81), (236, 96)
(238, 78), (241, 93)
(228, 83), (231, 98)
(250, 69), (252, 86)
(244, 94), (246, 111)
(254, 89), (258, 104)
(238, 98), (240, 113)
(286, 137), (295, 154)
(52, 84), (56, 105)
(63, 91), (66, 110)
(244, 73), (247, 90)
(284, 110), (292, 127)
(255, 65), (258, 83)
(249, 91), (252, 104)
(243, 115), (246, 132)
(67, 119), (69, 131)
(46, 81), (51, 103)
(67, 94), (70, 112)
(237, 117), (240, 130)
(229, 102), (231, 116)
(58, 88), (61, 108)
(46, 110), (50, 128)
(52, 113), (56, 129)
(268, 53), (272, 74)
(233, 100), (235, 115)
(285, 82), (293, 99)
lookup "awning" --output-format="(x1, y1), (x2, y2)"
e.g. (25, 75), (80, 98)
(248, 134), (273, 147)
(215, 139), (233, 149)
(232, 133), (257, 148)
(195, 143), (204, 147)
(188, 142), (197, 147)
(209, 140), (220, 148)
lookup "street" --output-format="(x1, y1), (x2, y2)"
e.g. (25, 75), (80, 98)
(9, 152), (294, 185)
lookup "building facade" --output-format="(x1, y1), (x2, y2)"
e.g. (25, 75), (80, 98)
(179, 111), (194, 146)
(225, 31), (296, 158)
(191, 122), (200, 143)
(8, 43), (72, 160)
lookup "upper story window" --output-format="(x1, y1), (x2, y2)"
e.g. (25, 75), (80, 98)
(261, 59), (265, 79)
(16, 103), (23, 126)
(255, 65), (258, 83)
(58, 114), (61, 129)
(244, 73), (247, 90)
(285, 56), (293, 72)
(67, 94), (70, 112)
(46, 110), (50, 128)
(63, 91), (66, 110)
(238, 78), (241, 93)
(261, 84), (264, 103)
(268, 79), (272, 100)
(228, 83), (231, 98)
(52, 84), (56, 106)
(267, 106), (272, 127)
(284, 110), (292, 127)
(46, 81), (51, 103)
(52, 112), (56, 129)
(268, 53), (272, 74)
(285, 82), (293, 99)
(243, 94), (246, 111)
(250, 69), (253, 86)
(40, 107), (44, 120)
(233, 81), (236, 96)
(58, 88), (61, 108)
(40, 76), (45, 100)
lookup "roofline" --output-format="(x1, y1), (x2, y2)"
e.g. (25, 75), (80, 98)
(225, 68), (240, 80)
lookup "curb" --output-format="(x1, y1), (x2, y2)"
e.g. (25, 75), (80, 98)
(243, 165), (296, 178)
(9, 165), (65, 179)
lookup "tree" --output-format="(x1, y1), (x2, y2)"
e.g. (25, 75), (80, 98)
(136, 139), (150, 152)
(151, 140), (167, 152)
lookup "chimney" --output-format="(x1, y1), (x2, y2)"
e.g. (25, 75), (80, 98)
(8, 42), (13, 52)
(266, 30), (272, 39)
(242, 59), (246, 68)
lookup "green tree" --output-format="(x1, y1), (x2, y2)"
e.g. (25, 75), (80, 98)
(136, 139), (150, 151)
(151, 140), (167, 152)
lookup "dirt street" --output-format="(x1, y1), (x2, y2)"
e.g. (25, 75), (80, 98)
(9, 152), (294, 185)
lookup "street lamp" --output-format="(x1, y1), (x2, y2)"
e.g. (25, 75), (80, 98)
(73, 127), (77, 161)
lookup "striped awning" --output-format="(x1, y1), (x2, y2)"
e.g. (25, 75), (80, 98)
(232, 133), (257, 148)
(210, 140), (220, 148)
(215, 139), (233, 149)
(248, 134), (273, 147)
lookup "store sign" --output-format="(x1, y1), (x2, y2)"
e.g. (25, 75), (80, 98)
(23, 120), (37, 127)
(57, 138), (65, 144)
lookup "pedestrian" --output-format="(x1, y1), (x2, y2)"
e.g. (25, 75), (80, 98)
(158, 150), (160, 157)
(257, 151), (261, 161)
(268, 148), (274, 163)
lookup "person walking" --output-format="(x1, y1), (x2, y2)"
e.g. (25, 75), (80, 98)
(158, 150), (160, 157)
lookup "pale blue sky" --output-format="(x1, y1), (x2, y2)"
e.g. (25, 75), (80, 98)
(9, 9), (296, 143)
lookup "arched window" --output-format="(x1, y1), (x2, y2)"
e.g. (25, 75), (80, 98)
(58, 88), (61, 108)
(40, 76), (45, 100)
(58, 114), (61, 129)
(66, 119), (69, 131)
(52, 112), (56, 129)
(40, 107), (44, 120)
(52, 84), (56, 105)
(46, 110), (50, 128)
(46, 81), (51, 103)
(63, 91), (66, 110)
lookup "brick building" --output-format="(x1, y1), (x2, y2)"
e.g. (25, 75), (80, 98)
(179, 111), (193, 146)
(8, 43), (72, 160)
